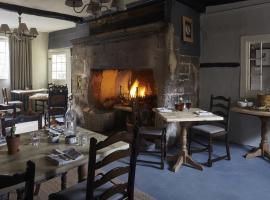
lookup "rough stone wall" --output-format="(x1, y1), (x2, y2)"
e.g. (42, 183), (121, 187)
(71, 23), (199, 144)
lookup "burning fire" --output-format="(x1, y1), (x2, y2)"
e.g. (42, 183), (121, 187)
(130, 79), (146, 98)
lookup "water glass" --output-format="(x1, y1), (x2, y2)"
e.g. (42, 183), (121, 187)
(31, 131), (40, 147)
(78, 134), (88, 146)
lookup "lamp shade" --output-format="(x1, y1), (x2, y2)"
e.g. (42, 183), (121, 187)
(0, 24), (11, 33)
(65, 0), (83, 7)
(29, 28), (39, 37)
(18, 23), (29, 34)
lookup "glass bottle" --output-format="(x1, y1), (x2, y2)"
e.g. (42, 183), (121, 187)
(64, 95), (77, 136)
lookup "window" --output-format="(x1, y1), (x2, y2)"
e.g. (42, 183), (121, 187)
(240, 34), (270, 97)
(0, 36), (9, 79)
(51, 54), (66, 80)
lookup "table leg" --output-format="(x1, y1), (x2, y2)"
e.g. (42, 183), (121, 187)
(78, 164), (87, 182)
(171, 122), (203, 172)
(28, 96), (33, 115)
(245, 117), (270, 160)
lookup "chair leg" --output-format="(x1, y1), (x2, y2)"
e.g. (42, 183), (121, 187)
(225, 134), (231, 160)
(208, 135), (213, 167)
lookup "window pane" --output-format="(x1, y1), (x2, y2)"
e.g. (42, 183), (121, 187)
(52, 55), (57, 63)
(0, 37), (9, 79)
(250, 59), (261, 90)
(52, 63), (56, 71)
(52, 72), (57, 79)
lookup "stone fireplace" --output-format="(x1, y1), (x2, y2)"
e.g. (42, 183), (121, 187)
(70, 0), (199, 144)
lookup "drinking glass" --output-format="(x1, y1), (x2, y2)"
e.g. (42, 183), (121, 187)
(185, 100), (192, 111)
(31, 131), (41, 147)
(77, 134), (88, 146)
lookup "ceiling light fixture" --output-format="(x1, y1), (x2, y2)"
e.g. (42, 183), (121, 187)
(65, 0), (126, 17)
(0, 13), (38, 40)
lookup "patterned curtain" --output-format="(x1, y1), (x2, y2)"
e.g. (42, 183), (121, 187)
(9, 36), (32, 90)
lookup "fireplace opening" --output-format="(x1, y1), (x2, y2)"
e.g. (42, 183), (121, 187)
(90, 69), (156, 109)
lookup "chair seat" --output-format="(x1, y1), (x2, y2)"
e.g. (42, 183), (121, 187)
(49, 180), (122, 200)
(139, 126), (164, 136)
(29, 93), (48, 101)
(191, 124), (225, 134)
(6, 101), (23, 105)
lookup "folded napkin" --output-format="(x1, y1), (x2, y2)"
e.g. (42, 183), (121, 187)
(194, 110), (213, 116)
(156, 108), (173, 113)
(46, 148), (83, 166)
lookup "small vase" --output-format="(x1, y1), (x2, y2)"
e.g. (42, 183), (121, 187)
(6, 135), (20, 155)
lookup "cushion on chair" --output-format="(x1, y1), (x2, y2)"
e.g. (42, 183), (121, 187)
(139, 127), (164, 136)
(191, 124), (225, 134)
(7, 101), (23, 105)
(49, 180), (123, 200)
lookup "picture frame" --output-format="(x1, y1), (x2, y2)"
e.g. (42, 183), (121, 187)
(182, 16), (193, 43)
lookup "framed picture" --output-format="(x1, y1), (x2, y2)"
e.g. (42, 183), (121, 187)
(182, 16), (193, 43)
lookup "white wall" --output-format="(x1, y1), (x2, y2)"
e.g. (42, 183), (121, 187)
(32, 32), (48, 89)
(200, 0), (270, 146)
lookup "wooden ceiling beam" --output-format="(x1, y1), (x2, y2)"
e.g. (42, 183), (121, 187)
(0, 2), (83, 23)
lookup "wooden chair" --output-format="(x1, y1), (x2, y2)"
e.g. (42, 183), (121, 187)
(29, 83), (53, 114)
(47, 84), (68, 127)
(1, 113), (42, 136)
(49, 125), (139, 200)
(188, 95), (231, 167)
(131, 101), (166, 169)
(1, 88), (23, 114)
(0, 160), (35, 200)
(0, 104), (16, 119)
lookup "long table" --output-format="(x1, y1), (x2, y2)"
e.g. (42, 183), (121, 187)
(155, 108), (223, 172)
(0, 127), (128, 193)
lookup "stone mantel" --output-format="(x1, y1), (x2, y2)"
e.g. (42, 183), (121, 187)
(71, 22), (168, 46)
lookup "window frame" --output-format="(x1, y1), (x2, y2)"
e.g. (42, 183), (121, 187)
(0, 36), (9, 80)
(240, 34), (270, 98)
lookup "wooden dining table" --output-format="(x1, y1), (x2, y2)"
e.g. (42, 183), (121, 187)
(154, 108), (223, 172)
(0, 127), (128, 193)
(11, 88), (48, 113)
(231, 107), (270, 160)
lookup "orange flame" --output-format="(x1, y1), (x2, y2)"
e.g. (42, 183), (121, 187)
(130, 80), (146, 98)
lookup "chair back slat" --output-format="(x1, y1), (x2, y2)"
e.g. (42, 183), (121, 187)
(95, 166), (129, 188)
(212, 110), (228, 119)
(96, 132), (133, 150)
(1, 114), (42, 136)
(99, 183), (128, 200)
(2, 88), (9, 104)
(86, 125), (139, 200)
(0, 160), (35, 200)
(210, 95), (231, 131)
(95, 149), (131, 170)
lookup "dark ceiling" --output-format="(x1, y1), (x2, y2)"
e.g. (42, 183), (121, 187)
(177, 0), (247, 12)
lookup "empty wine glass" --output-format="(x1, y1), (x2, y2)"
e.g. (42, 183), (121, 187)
(31, 131), (40, 147)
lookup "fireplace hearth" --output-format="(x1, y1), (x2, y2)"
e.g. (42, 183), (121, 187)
(90, 69), (156, 109)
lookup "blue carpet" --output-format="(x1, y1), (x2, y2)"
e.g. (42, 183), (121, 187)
(129, 143), (270, 200)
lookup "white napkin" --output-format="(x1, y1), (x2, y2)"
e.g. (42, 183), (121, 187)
(194, 110), (213, 116)
(156, 108), (173, 113)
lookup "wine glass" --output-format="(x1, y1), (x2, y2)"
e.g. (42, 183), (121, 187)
(186, 100), (192, 111)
